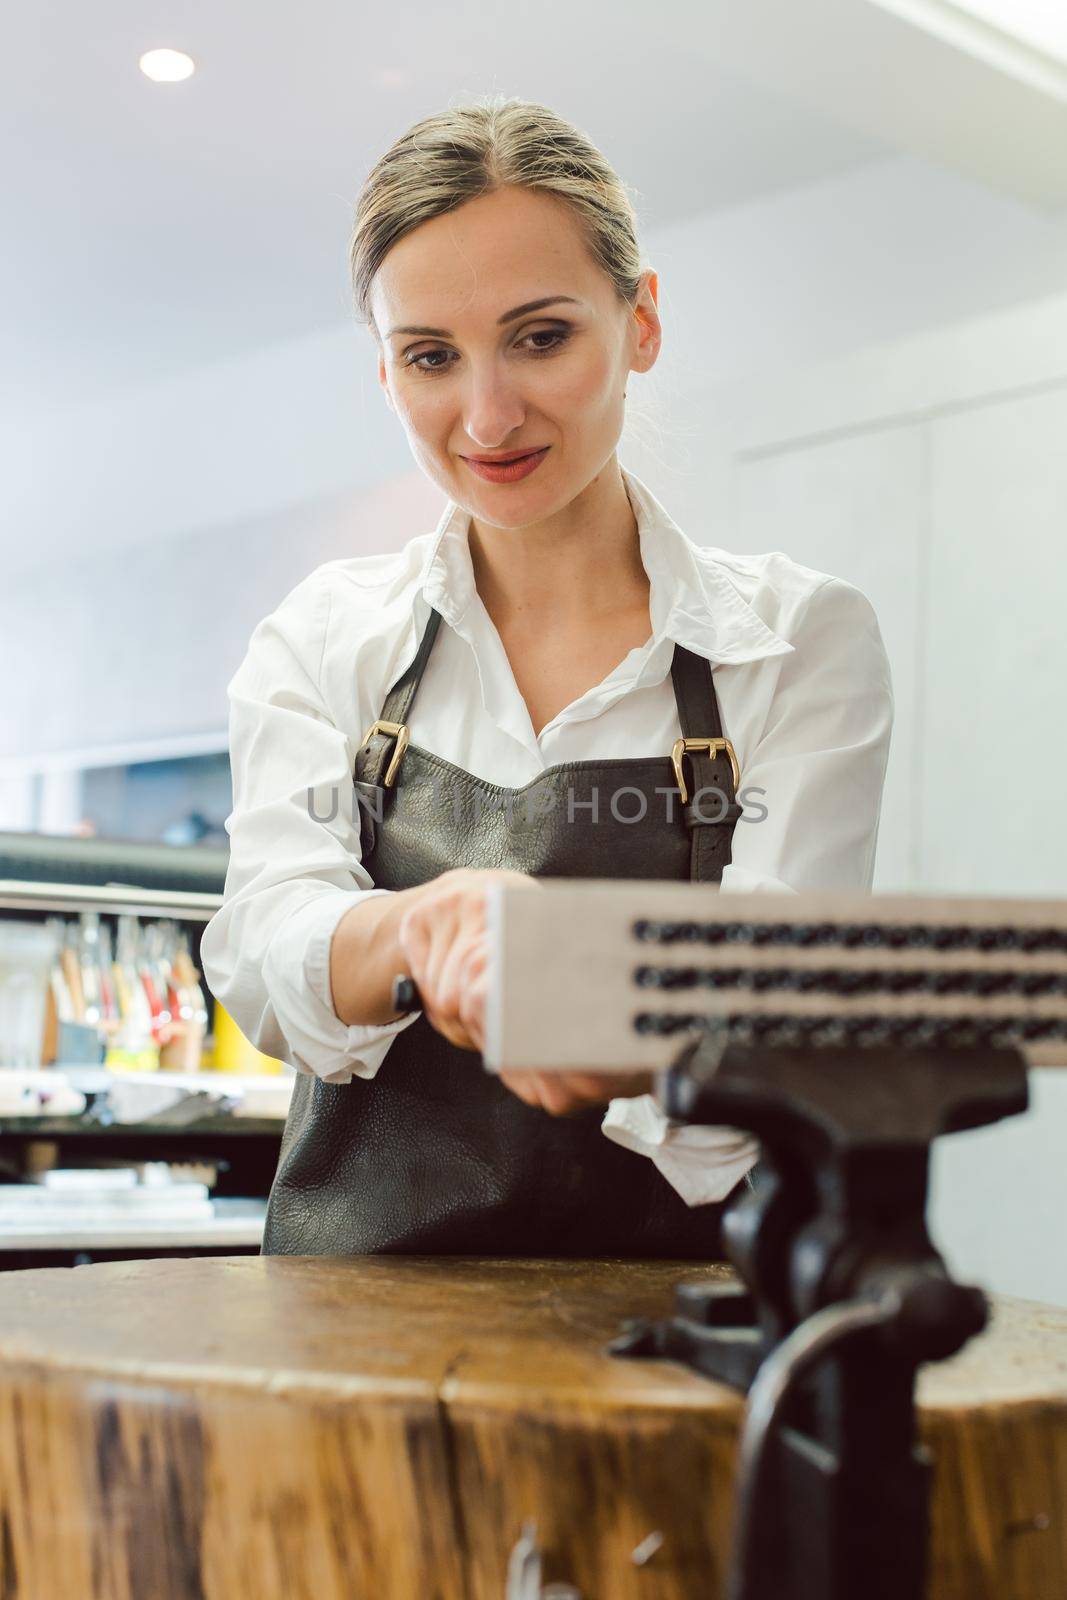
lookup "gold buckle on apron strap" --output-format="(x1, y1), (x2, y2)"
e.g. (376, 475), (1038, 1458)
(671, 736), (740, 805)
(359, 720), (410, 788)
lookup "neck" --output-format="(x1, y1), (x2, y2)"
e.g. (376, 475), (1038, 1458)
(466, 459), (650, 631)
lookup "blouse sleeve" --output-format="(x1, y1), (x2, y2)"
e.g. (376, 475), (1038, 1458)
(601, 574), (895, 1203)
(721, 573), (894, 893)
(199, 571), (421, 1086)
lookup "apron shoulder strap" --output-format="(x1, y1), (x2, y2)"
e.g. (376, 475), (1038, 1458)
(354, 605), (442, 788)
(669, 643), (742, 883)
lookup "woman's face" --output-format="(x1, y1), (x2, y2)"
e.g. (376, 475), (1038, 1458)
(371, 185), (660, 524)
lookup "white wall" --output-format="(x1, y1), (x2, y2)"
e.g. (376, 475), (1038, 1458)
(0, 469), (443, 772)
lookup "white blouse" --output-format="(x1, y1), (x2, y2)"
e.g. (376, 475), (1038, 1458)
(200, 463), (894, 1206)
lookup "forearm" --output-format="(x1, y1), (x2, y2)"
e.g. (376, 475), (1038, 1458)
(329, 884), (431, 1026)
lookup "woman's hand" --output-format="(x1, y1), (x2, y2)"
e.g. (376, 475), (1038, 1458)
(498, 1068), (656, 1116)
(395, 866), (539, 1053)
(396, 867), (655, 1115)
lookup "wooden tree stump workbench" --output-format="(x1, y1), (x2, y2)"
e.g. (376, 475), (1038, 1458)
(0, 1254), (1064, 1598)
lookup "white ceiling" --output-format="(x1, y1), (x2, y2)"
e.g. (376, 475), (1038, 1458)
(1, 0), (886, 415)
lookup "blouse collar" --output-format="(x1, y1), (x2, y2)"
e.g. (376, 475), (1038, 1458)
(417, 463), (794, 671)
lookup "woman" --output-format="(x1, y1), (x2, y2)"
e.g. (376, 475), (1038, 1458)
(200, 96), (894, 1259)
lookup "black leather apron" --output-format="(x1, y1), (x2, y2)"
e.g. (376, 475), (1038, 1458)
(263, 605), (746, 1258)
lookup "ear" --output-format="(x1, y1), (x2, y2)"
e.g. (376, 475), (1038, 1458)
(633, 269), (661, 372)
(377, 349), (394, 413)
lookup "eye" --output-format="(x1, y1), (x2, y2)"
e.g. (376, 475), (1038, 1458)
(403, 325), (572, 375)
(523, 328), (570, 355)
(404, 348), (452, 374)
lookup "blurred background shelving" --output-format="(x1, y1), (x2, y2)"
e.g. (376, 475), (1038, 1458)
(0, 830), (290, 1268)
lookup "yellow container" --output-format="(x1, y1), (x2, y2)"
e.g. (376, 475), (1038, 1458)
(208, 1001), (285, 1075)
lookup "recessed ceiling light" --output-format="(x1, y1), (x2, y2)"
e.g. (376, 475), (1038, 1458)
(139, 48), (196, 84)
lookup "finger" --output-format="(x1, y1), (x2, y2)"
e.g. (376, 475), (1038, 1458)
(423, 979), (479, 1050)
(420, 911), (461, 1005)
(533, 1073), (581, 1117)
(499, 1070), (541, 1107)
(622, 1072), (656, 1098)
(430, 930), (485, 1050)
(425, 881), (486, 1026)
(412, 874), (469, 983)
(561, 1072), (650, 1101)
(457, 945), (488, 1053)
(435, 918), (480, 1016)
(557, 1073), (610, 1098)
(403, 895), (469, 1040)
(396, 901), (431, 986)
(397, 901), (449, 1023)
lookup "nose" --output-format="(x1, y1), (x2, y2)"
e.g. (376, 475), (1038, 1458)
(461, 362), (528, 452)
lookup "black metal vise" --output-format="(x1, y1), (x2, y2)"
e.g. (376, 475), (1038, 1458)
(609, 1033), (1030, 1600)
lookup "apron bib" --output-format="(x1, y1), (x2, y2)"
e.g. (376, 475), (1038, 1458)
(263, 606), (745, 1257)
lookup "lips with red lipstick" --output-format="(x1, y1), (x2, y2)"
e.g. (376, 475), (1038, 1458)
(461, 446), (551, 482)
(463, 447), (548, 463)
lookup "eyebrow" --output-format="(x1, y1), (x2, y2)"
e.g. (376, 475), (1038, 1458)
(384, 296), (582, 341)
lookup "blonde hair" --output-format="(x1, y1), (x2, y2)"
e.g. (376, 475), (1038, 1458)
(349, 94), (646, 338)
